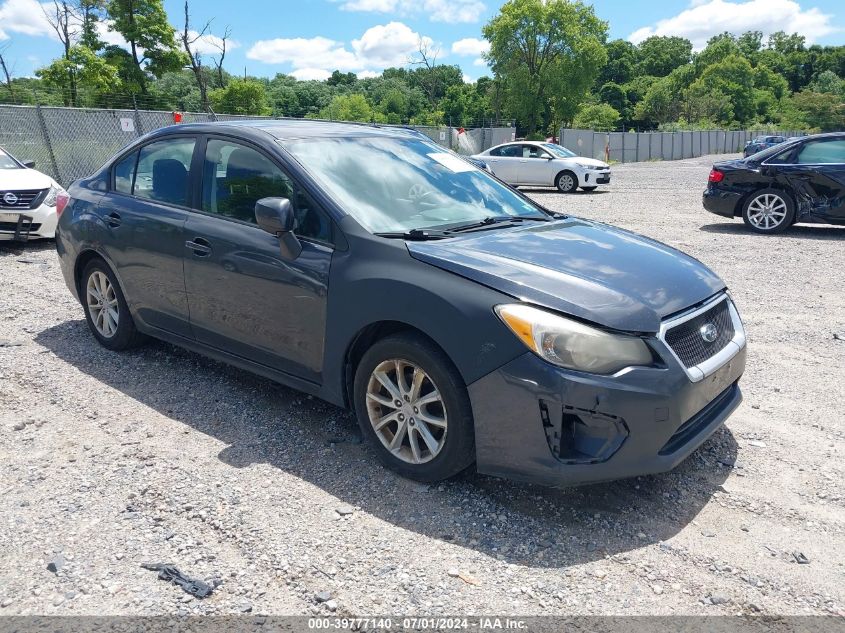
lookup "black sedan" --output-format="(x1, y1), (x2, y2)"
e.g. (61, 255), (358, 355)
(742, 135), (786, 158)
(703, 133), (845, 233)
(56, 120), (746, 486)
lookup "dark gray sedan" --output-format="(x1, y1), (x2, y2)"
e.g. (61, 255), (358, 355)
(55, 120), (746, 486)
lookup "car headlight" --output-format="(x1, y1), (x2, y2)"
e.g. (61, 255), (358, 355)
(43, 185), (62, 207)
(495, 304), (653, 374)
(576, 162), (592, 170)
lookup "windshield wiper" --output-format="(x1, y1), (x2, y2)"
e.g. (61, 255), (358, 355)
(374, 228), (452, 240)
(445, 216), (545, 233)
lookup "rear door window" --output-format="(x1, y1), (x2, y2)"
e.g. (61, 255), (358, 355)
(796, 140), (845, 165)
(134, 138), (196, 206)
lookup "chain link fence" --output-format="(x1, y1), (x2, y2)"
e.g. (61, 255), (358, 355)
(0, 104), (516, 187)
(560, 128), (804, 163)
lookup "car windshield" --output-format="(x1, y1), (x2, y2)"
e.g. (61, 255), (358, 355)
(0, 149), (21, 170)
(282, 135), (547, 234)
(543, 143), (577, 158)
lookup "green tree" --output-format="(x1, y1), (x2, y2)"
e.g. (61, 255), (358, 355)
(636, 36), (692, 77)
(811, 70), (845, 97)
(107, 0), (187, 92)
(37, 45), (122, 100)
(597, 39), (637, 86)
(573, 103), (620, 131)
(598, 82), (628, 120)
(483, 0), (607, 134)
(318, 93), (373, 122)
(327, 70), (357, 87)
(634, 77), (681, 125)
(689, 55), (756, 125)
(790, 90), (845, 131)
(209, 78), (270, 115)
(696, 33), (741, 69)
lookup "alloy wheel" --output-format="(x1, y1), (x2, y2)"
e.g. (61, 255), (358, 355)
(746, 193), (787, 230)
(86, 271), (119, 338)
(365, 359), (448, 465)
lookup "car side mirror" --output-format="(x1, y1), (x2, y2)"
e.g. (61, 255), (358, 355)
(22, 159), (35, 168)
(255, 197), (302, 260)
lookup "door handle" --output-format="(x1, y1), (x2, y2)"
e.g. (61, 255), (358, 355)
(105, 212), (121, 228)
(185, 238), (212, 256)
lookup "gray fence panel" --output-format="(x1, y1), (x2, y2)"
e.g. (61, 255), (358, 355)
(606, 133), (622, 163)
(692, 131), (701, 156)
(0, 105), (57, 181)
(622, 132), (637, 163)
(40, 107), (142, 184)
(649, 133), (660, 160)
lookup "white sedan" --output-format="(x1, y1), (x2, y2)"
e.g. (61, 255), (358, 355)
(0, 147), (65, 242)
(472, 141), (611, 193)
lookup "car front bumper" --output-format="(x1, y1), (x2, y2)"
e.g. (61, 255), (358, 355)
(702, 188), (742, 218)
(582, 170), (611, 186)
(0, 205), (58, 241)
(468, 340), (745, 487)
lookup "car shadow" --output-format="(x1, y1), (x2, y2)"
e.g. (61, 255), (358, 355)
(36, 319), (738, 569)
(518, 188), (610, 195)
(700, 222), (845, 240)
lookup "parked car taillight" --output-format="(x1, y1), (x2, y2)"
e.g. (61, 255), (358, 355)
(708, 169), (724, 184)
(56, 190), (70, 216)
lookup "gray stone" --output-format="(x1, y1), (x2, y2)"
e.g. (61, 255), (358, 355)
(315, 591), (332, 603)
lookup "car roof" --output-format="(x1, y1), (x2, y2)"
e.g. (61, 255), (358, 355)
(145, 118), (428, 142)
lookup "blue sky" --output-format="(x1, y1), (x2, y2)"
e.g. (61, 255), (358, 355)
(0, 0), (842, 81)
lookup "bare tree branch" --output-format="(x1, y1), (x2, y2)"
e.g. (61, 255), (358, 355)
(0, 42), (15, 98)
(182, 0), (210, 110)
(210, 25), (231, 88)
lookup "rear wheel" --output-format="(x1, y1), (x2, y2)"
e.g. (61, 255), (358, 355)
(742, 189), (795, 234)
(555, 170), (578, 193)
(81, 259), (145, 350)
(353, 333), (475, 482)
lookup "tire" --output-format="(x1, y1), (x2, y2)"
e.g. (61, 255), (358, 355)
(555, 170), (578, 193)
(80, 258), (145, 350)
(353, 332), (475, 482)
(741, 188), (795, 234)
(581, 186), (597, 192)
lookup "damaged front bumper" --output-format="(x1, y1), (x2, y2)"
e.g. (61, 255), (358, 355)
(468, 342), (745, 487)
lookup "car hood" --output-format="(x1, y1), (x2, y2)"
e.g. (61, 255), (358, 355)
(407, 218), (725, 333)
(568, 157), (608, 168)
(0, 168), (55, 190)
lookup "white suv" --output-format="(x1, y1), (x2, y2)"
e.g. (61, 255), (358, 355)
(0, 147), (65, 242)
(473, 141), (611, 193)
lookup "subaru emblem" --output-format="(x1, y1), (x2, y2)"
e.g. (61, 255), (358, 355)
(3, 192), (19, 206)
(700, 323), (718, 343)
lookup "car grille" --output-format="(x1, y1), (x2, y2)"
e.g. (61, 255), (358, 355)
(664, 298), (735, 368)
(0, 189), (47, 210)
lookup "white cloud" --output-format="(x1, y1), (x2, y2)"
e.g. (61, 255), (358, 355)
(357, 69), (380, 79)
(0, 0), (56, 40)
(462, 73), (474, 83)
(451, 37), (489, 57)
(290, 67), (332, 81)
(186, 30), (241, 56)
(472, 57), (487, 67)
(351, 21), (430, 68)
(247, 21), (430, 79)
(338, 0), (485, 23)
(629, 0), (838, 50)
(247, 36), (360, 70)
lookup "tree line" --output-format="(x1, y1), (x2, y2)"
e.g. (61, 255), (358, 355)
(0, 0), (842, 134)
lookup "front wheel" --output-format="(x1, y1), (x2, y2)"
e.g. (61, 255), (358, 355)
(555, 170), (578, 193)
(742, 189), (795, 234)
(353, 333), (475, 482)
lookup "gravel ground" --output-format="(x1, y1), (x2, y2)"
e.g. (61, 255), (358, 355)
(1, 153), (843, 617)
